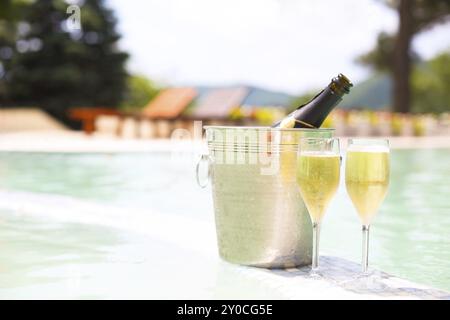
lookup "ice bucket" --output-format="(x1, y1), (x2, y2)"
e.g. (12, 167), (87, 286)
(197, 126), (334, 268)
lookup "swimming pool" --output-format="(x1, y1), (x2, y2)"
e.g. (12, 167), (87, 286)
(0, 149), (449, 297)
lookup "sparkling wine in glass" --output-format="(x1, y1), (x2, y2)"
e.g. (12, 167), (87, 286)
(297, 138), (341, 274)
(345, 138), (390, 274)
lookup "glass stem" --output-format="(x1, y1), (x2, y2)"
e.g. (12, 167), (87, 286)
(362, 225), (370, 273)
(312, 222), (321, 269)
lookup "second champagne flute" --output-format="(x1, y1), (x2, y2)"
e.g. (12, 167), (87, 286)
(345, 138), (390, 274)
(296, 138), (341, 275)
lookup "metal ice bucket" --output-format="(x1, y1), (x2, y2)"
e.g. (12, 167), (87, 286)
(197, 126), (334, 268)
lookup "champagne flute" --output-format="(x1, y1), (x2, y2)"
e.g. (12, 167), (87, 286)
(296, 138), (341, 274)
(345, 138), (390, 274)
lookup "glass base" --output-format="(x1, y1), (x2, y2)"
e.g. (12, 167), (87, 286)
(340, 269), (388, 292)
(309, 267), (324, 279)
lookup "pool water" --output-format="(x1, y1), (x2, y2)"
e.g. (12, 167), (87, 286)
(0, 149), (449, 294)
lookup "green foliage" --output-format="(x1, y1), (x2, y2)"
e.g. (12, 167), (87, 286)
(0, 0), (128, 128)
(253, 107), (285, 125)
(356, 32), (396, 71)
(412, 116), (426, 136)
(0, 0), (31, 100)
(229, 107), (245, 121)
(359, 1), (450, 73)
(406, 0), (450, 32)
(382, 0), (450, 32)
(356, 32), (422, 72)
(120, 75), (160, 111)
(356, 0), (450, 113)
(411, 52), (450, 114)
(0, 0), (30, 20)
(391, 114), (403, 136)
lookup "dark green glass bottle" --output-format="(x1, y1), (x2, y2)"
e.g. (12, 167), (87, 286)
(272, 73), (353, 128)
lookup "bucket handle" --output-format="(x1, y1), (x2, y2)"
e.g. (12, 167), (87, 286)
(195, 154), (210, 188)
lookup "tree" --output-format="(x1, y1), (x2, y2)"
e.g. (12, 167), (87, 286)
(2, 0), (128, 128)
(120, 75), (160, 111)
(357, 0), (450, 113)
(412, 52), (450, 114)
(356, 32), (421, 71)
(0, 0), (30, 20)
(356, 32), (395, 71)
(0, 0), (31, 101)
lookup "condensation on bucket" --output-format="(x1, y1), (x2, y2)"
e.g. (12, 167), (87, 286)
(205, 126), (334, 268)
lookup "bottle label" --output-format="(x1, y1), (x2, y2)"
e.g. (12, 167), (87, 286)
(292, 118), (316, 128)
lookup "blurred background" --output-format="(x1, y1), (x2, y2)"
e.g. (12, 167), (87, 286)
(0, 0), (449, 137)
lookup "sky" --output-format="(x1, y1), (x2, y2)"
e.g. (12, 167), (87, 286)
(107, 0), (450, 94)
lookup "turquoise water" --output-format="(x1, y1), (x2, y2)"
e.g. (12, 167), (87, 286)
(0, 149), (449, 293)
(323, 149), (450, 291)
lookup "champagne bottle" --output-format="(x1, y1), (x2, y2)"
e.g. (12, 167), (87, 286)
(272, 73), (353, 128)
